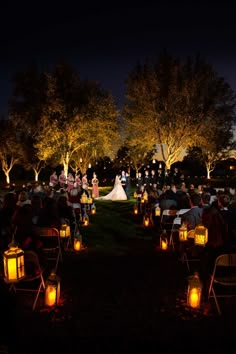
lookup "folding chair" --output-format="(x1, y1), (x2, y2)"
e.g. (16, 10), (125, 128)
(7, 250), (45, 311)
(160, 209), (178, 236)
(35, 227), (63, 272)
(208, 253), (236, 315)
(179, 229), (202, 272)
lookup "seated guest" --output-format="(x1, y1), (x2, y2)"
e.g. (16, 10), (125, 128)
(181, 192), (202, 230)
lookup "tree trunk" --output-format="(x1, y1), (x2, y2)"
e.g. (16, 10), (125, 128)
(5, 171), (10, 184)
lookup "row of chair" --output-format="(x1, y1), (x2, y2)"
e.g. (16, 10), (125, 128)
(159, 208), (236, 315)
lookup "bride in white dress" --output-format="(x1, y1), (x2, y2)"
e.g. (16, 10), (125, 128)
(96, 175), (127, 201)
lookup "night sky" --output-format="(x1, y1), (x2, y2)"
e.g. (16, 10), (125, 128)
(1, 1), (236, 116)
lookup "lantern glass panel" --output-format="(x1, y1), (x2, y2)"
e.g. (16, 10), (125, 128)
(45, 272), (60, 307)
(194, 225), (208, 246)
(179, 223), (188, 242)
(3, 244), (25, 283)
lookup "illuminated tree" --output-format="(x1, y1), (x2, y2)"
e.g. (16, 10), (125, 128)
(123, 52), (236, 171)
(0, 121), (24, 184)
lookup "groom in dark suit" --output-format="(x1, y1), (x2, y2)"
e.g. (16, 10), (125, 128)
(120, 170), (127, 193)
(125, 172), (131, 199)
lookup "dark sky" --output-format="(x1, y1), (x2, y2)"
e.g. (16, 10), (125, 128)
(1, 1), (236, 115)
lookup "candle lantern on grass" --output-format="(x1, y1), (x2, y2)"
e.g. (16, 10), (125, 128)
(179, 222), (188, 242)
(3, 233), (25, 283)
(59, 223), (70, 239)
(155, 205), (161, 217)
(91, 203), (96, 215)
(187, 272), (202, 309)
(45, 270), (60, 307)
(194, 224), (208, 246)
(74, 231), (82, 251)
(143, 191), (148, 202)
(143, 213), (150, 227)
(160, 229), (168, 250)
(134, 203), (139, 215)
(83, 211), (89, 226)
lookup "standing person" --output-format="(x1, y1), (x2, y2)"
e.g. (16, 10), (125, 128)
(120, 170), (127, 194)
(74, 173), (82, 191)
(96, 175), (127, 201)
(49, 171), (58, 188)
(82, 173), (88, 190)
(125, 172), (131, 200)
(59, 170), (67, 188)
(67, 173), (75, 193)
(143, 170), (150, 191)
(149, 169), (157, 191)
(136, 171), (143, 193)
(91, 172), (99, 198)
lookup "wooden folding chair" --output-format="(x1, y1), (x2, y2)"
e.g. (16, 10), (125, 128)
(34, 227), (63, 272)
(7, 250), (45, 311)
(208, 253), (236, 315)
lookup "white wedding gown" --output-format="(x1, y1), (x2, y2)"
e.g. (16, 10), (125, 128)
(96, 175), (127, 201)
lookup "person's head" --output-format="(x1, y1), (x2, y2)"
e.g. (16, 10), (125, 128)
(218, 194), (231, 209)
(189, 193), (201, 207)
(200, 192), (211, 205)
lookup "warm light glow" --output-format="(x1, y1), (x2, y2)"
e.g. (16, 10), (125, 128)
(155, 205), (160, 217)
(143, 215), (150, 227)
(194, 225), (208, 246)
(91, 204), (96, 214)
(179, 223), (188, 241)
(187, 272), (202, 309)
(45, 285), (56, 307)
(74, 239), (81, 251)
(160, 239), (168, 250)
(60, 224), (70, 238)
(3, 243), (25, 283)
(189, 288), (199, 308)
(134, 205), (138, 215)
(45, 272), (60, 307)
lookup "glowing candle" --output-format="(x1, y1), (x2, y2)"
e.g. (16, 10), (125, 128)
(190, 289), (199, 308)
(161, 240), (167, 250)
(46, 285), (56, 307)
(8, 258), (17, 281)
(74, 240), (81, 251)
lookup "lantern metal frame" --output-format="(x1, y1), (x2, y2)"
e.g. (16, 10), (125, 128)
(45, 270), (60, 307)
(3, 237), (25, 284)
(187, 272), (202, 309)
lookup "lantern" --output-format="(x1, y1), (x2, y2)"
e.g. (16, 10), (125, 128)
(143, 191), (148, 201)
(194, 224), (208, 246)
(187, 272), (202, 309)
(3, 238), (25, 283)
(134, 191), (137, 199)
(143, 214), (150, 227)
(91, 203), (96, 215)
(74, 231), (82, 251)
(141, 197), (145, 204)
(83, 212), (89, 226)
(59, 224), (70, 238)
(179, 222), (188, 242)
(155, 205), (161, 217)
(160, 230), (168, 250)
(45, 270), (60, 307)
(81, 193), (88, 204)
(87, 197), (93, 205)
(133, 204), (139, 215)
